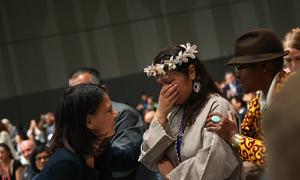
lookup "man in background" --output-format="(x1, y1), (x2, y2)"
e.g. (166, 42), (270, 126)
(19, 139), (36, 180)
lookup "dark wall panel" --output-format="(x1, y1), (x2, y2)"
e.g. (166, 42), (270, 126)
(0, 57), (230, 127)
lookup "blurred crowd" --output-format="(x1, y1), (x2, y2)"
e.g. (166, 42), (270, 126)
(0, 112), (54, 180)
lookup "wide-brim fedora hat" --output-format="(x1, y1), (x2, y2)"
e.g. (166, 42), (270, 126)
(227, 28), (289, 65)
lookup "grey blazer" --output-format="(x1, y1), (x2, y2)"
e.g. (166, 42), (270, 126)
(139, 94), (245, 180)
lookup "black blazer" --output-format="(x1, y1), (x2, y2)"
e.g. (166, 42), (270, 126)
(37, 148), (99, 180)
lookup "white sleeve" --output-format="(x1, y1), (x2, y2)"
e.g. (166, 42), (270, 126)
(168, 130), (240, 180)
(139, 118), (176, 171)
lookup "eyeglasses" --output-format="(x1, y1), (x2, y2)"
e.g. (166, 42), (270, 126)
(234, 64), (253, 73)
(35, 155), (49, 162)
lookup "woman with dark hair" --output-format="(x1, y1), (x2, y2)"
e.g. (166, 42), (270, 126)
(24, 145), (51, 180)
(0, 143), (23, 180)
(37, 84), (118, 180)
(139, 43), (244, 179)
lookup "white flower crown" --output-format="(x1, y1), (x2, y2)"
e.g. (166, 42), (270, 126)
(143, 43), (198, 77)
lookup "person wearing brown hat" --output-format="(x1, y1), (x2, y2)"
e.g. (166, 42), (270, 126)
(206, 28), (294, 179)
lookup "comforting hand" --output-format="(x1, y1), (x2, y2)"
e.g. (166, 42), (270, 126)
(158, 158), (174, 180)
(155, 83), (179, 127)
(205, 111), (239, 144)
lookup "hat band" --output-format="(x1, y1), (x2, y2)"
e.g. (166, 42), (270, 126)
(228, 50), (288, 65)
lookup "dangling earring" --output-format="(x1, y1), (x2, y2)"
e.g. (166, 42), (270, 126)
(193, 80), (201, 93)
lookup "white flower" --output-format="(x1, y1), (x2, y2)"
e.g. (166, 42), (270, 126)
(180, 43), (198, 59)
(175, 51), (182, 65)
(164, 56), (180, 70)
(143, 64), (156, 77)
(180, 43), (189, 49)
(144, 63), (166, 77)
(177, 51), (189, 64)
(143, 43), (198, 77)
(155, 64), (166, 75)
(185, 44), (198, 58)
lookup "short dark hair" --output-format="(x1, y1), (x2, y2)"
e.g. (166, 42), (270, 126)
(50, 84), (108, 156)
(69, 67), (105, 86)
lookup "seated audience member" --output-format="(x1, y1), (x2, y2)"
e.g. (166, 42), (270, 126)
(37, 84), (118, 180)
(1, 119), (17, 142)
(27, 119), (46, 145)
(0, 143), (23, 180)
(222, 72), (243, 99)
(242, 92), (256, 105)
(25, 145), (51, 180)
(19, 140), (36, 165)
(0, 123), (18, 159)
(14, 128), (28, 156)
(38, 112), (55, 142)
(230, 96), (247, 121)
(20, 139), (37, 179)
(136, 92), (149, 116)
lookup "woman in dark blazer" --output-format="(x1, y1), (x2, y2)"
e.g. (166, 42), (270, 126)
(37, 84), (118, 180)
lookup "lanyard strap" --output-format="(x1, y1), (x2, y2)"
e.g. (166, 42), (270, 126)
(176, 117), (184, 162)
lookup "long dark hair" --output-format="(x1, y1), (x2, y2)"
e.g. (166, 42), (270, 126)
(29, 145), (51, 174)
(0, 143), (13, 159)
(154, 44), (220, 129)
(50, 84), (108, 157)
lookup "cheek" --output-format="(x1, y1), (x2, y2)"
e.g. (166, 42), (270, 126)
(107, 116), (116, 135)
(97, 116), (115, 136)
(108, 116), (115, 130)
(177, 83), (192, 103)
(36, 162), (42, 169)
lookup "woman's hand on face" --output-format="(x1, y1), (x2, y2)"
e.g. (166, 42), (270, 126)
(155, 83), (179, 126)
(205, 111), (239, 144)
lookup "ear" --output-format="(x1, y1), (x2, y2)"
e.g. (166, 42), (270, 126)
(188, 65), (196, 80)
(86, 115), (94, 130)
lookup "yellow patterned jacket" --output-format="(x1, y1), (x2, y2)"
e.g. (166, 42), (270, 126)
(238, 71), (294, 167)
